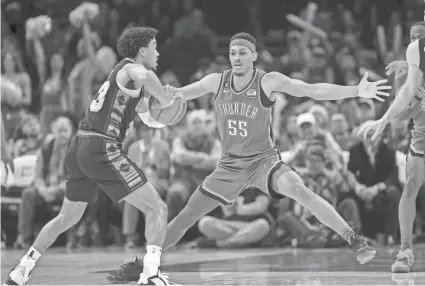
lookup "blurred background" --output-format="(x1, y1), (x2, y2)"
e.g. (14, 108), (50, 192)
(2, 0), (425, 251)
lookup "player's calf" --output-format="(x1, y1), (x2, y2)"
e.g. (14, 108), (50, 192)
(276, 171), (376, 264)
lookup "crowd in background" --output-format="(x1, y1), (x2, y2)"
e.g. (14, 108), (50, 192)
(2, 0), (425, 250)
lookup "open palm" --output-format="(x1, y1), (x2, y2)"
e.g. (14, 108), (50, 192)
(357, 71), (391, 102)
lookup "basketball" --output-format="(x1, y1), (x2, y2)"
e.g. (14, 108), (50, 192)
(148, 96), (187, 125)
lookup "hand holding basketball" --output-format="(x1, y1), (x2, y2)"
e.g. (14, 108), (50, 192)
(148, 88), (187, 126)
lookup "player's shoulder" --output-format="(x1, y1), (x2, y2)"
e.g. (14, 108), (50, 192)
(260, 71), (287, 85)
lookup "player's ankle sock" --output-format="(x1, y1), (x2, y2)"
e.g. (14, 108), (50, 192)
(20, 246), (40, 268)
(400, 239), (413, 251)
(142, 245), (162, 277)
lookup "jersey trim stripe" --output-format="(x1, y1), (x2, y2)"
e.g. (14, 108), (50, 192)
(213, 72), (225, 102)
(230, 69), (258, 94)
(267, 107), (274, 148)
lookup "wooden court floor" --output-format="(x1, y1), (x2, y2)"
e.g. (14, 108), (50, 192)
(1, 245), (425, 285)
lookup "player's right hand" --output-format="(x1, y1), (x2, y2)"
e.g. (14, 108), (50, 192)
(385, 60), (408, 77)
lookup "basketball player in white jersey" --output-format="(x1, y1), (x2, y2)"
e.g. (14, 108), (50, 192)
(108, 32), (391, 284)
(358, 21), (425, 273)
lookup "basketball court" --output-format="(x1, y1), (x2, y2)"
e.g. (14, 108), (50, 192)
(2, 244), (425, 285)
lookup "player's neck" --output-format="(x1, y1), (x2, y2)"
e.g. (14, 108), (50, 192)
(232, 68), (255, 91)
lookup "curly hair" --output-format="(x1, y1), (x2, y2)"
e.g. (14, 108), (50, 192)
(116, 27), (158, 58)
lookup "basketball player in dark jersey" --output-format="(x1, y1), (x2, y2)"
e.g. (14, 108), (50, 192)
(5, 27), (181, 286)
(359, 22), (425, 274)
(108, 32), (391, 283)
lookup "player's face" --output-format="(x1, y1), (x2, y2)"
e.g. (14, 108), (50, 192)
(410, 25), (425, 42)
(229, 45), (256, 76)
(143, 38), (159, 70)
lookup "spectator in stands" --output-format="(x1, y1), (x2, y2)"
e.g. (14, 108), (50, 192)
(14, 116), (73, 248)
(277, 114), (298, 152)
(1, 51), (31, 107)
(285, 113), (343, 169)
(348, 130), (401, 244)
(171, 8), (218, 85)
(167, 109), (221, 222)
(330, 113), (353, 151)
(67, 19), (116, 120)
(309, 104), (330, 130)
(196, 187), (274, 248)
(336, 51), (361, 86)
(307, 46), (335, 84)
(12, 114), (43, 157)
(295, 145), (361, 245)
(30, 32), (68, 136)
(389, 120), (410, 154)
(122, 122), (171, 249)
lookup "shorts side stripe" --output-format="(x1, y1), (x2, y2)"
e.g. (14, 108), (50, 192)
(105, 142), (146, 192)
(200, 183), (232, 205)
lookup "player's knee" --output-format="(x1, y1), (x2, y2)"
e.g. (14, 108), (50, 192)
(252, 218), (270, 236)
(277, 171), (314, 204)
(198, 216), (217, 233)
(151, 199), (168, 218)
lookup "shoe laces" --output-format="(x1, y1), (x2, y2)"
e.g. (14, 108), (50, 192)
(396, 250), (412, 263)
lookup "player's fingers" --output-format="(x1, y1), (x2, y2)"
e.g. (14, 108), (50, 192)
(371, 128), (381, 141)
(376, 85), (392, 91)
(375, 79), (388, 86)
(376, 91), (390, 96)
(356, 124), (367, 136)
(373, 95), (385, 102)
(363, 126), (371, 140)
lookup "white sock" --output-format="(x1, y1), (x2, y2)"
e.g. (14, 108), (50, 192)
(20, 247), (40, 268)
(143, 245), (162, 277)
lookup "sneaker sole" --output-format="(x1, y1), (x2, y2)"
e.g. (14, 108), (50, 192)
(358, 250), (377, 264)
(106, 274), (137, 284)
(3, 277), (18, 285)
(391, 264), (411, 273)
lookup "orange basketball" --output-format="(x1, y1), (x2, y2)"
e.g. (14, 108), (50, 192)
(148, 96), (187, 126)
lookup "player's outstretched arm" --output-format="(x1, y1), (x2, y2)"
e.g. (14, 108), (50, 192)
(177, 73), (222, 100)
(261, 71), (390, 101)
(380, 41), (424, 123)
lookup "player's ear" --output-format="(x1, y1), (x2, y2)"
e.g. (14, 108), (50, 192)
(138, 46), (146, 57)
(252, 52), (258, 62)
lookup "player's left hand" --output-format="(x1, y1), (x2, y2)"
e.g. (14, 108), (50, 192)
(356, 119), (389, 141)
(357, 71), (391, 102)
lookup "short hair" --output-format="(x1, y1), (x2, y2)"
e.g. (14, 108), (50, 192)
(231, 32), (256, 46)
(117, 27), (158, 58)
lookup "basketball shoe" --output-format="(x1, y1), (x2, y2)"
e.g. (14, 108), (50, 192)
(106, 257), (181, 285)
(3, 256), (35, 286)
(391, 249), (414, 273)
(348, 231), (377, 264)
